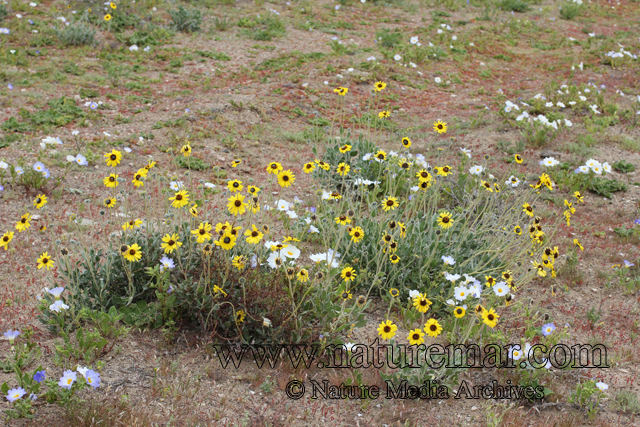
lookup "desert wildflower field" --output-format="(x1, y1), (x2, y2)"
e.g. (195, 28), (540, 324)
(2, 0), (640, 426)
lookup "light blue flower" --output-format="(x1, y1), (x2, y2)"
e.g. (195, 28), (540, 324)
(542, 323), (556, 336)
(58, 370), (77, 390)
(33, 370), (45, 383)
(160, 256), (175, 271)
(6, 387), (26, 402)
(84, 370), (101, 388)
(3, 330), (20, 343)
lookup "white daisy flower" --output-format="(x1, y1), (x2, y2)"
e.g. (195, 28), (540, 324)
(493, 282), (509, 297)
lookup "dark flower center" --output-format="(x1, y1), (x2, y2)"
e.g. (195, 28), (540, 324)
(383, 326), (391, 333)
(430, 324), (437, 331)
(251, 231), (258, 237)
(488, 314), (494, 321)
(354, 232), (360, 237)
(109, 177), (115, 182)
(21, 219), (26, 223)
(442, 217), (449, 223)
(235, 200), (241, 207)
(42, 258), (48, 264)
(129, 249), (136, 255)
(437, 124), (443, 129)
(456, 309), (462, 314)
(110, 154), (116, 160)
(2, 237), (7, 242)
(412, 334), (419, 340)
(282, 175), (289, 181)
(199, 229), (205, 235)
(176, 195), (183, 201)
(233, 182), (239, 187)
(224, 237), (231, 244)
(387, 200), (394, 206)
(420, 300), (427, 306)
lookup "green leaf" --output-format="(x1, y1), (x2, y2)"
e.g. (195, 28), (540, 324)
(1, 382), (9, 393)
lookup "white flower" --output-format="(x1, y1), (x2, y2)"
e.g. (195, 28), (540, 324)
(144, 46), (151, 52)
(505, 176), (519, 188)
(409, 290), (420, 299)
(445, 272), (461, 283)
(362, 153), (372, 161)
(434, 77), (442, 83)
(77, 366), (89, 378)
(545, 102), (553, 107)
(564, 119), (573, 127)
(469, 165), (484, 175)
(595, 382), (608, 391)
(445, 299), (455, 306)
(493, 282), (509, 297)
(344, 342), (355, 352)
(460, 148), (471, 158)
(267, 251), (282, 269)
(103, 131), (111, 137)
(452, 35), (457, 41)
(510, 345), (523, 361)
(437, 29), (443, 34)
(204, 182), (216, 188)
(568, 101), (576, 106)
(602, 162), (611, 173)
(394, 54), (402, 61)
(286, 210), (298, 219)
(542, 157), (560, 167)
(469, 282), (482, 298)
(75, 154), (88, 166)
(579, 165), (589, 173)
(579, 95), (587, 102)
(410, 36), (419, 44)
(590, 104), (601, 114)
(309, 251), (339, 268)
(169, 181), (184, 191)
(454, 286), (469, 301)
(308, 225), (319, 233)
(280, 245), (301, 260)
(49, 300), (69, 313)
(276, 199), (291, 211)
(263, 318), (272, 327)
(585, 159), (599, 169)
(441, 255), (455, 265)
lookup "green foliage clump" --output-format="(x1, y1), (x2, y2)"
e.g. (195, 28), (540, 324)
(587, 177), (627, 198)
(613, 160), (635, 173)
(55, 23), (96, 46)
(239, 16), (286, 41)
(121, 25), (174, 46)
(499, 0), (530, 12)
(175, 156), (210, 171)
(0, 4), (8, 21)
(169, 6), (202, 33)
(560, 2), (583, 20)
